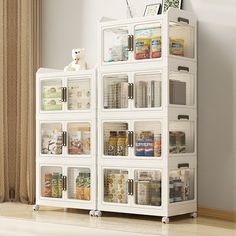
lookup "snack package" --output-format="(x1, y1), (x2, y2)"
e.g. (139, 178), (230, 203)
(43, 173), (52, 197)
(151, 36), (161, 58)
(135, 38), (151, 60)
(170, 38), (184, 56)
(51, 172), (62, 198)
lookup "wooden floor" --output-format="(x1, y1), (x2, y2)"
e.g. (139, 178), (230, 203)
(0, 203), (235, 236)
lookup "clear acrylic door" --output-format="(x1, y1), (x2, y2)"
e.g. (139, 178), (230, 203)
(103, 27), (129, 63)
(103, 122), (129, 157)
(169, 120), (195, 154)
(103, 169), (129, 204)
(169, 71), (194, 106)
(67, 78), (91, 111)
(169, 168), (194, 203)
(41, 123), (63, 155)
(169, 22), (195, 59)
(134, 121), (161, 158)
(103, 74), (128, 110)
(41, 79), (63, 111)
(67, 122), (91, 155)
(67, 167), (91, 201)
(134, 170), (161, 206)
(41, 166), (63, 198)
(134, 72), (162, 108)
(134, 23), (162, 60)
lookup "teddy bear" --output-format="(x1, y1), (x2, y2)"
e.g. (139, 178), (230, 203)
(64, 48), (87, 71)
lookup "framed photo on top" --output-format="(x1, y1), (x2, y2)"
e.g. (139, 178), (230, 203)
(144, 3), (162, 16)
(162, 0), (183, 13)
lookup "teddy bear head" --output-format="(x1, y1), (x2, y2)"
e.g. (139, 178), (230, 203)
(72, 48), (85, 61)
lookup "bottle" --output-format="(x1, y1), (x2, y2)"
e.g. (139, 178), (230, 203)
(117, 131), (126, 156)
(108, 131), (118, 156)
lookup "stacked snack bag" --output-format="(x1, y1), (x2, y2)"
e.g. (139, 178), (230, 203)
(76, 172), (91, 201)
(135, 131), (161, 157)
(42, 84), (62, 111)
(68, 125), (91, 155)
(135, 171), (161, 206)
(169, 38), (184, 56)
(105, 172), (128, 203)
(43, 172), (62, 198)
(135, 28), (162, 60)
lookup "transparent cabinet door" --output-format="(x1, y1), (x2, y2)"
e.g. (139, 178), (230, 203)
(169, 71), (194, 106)
(103, 74), (128, 110)
(67, 167), (91, 201)
(134, 121), (161, 158)
(41, 123), (63, 155)
(67, 122), (91, 155)
(134, 169), (161, 206)
(103, 27), (129, 63)
(67, 78), (91, 111)
(41, 79), (63, 111)
(134, 23), (162, 60)
(169, 167), (194, 203)
(169, 120), (195, 154)
(134, 72), (162, 109)
(41, 166), (63, 199)
(169, 22), (195, 59)
(103, 169), (129, 204)
(103, 122), (129, 157)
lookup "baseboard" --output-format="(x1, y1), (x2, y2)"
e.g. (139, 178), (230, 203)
(198, 207), (236, 222)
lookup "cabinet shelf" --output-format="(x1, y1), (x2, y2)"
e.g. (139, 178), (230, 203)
(99, 8), (197, 68)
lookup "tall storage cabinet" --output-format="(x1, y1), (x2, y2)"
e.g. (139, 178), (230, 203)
(97, 8), (197, 223)
(35, 68), (97, 213)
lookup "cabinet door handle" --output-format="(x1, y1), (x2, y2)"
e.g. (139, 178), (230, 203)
(130, 35), (134, 51)
(178, 115), (189, 120)
(128, 179), (131, 195)
(62, 176), (67, 191)
(61, 87), (67, 102)
(178, 163), (190, 169)
(62, 131), (67, 146)
(130, 179), (134, 196)
(128, 83), (134, 99)
(178, 17), (189, 24)
(178, 66), (189, 72)
(128, 35), (132, 51)
(128, 131), (134, 147)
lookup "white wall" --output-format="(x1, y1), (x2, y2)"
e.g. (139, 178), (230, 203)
(41, 0), (236, 211)
(41, 0), (82, 69)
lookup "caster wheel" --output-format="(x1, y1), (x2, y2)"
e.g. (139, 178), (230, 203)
(190, 212), (197, 218)
(162, 216), (169, 224)
(89, 210), (95, 216)
(33, 205), (39, 211)
(95, 210), (102, 217)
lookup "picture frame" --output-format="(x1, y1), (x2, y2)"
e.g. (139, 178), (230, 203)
(162, 0), (183, 13)
(144, 3), (162, 16)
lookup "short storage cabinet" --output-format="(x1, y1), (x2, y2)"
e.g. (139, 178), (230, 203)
(35, 69), (97, 213)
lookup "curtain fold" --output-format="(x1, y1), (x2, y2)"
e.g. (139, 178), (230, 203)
(15, 0), (41, 204)
(0, 0), (9, 202)
(0, 0), (41, 204)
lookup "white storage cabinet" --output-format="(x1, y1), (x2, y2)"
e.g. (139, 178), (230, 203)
(97, 8), (197, 223)
(35, 68), (97, 214)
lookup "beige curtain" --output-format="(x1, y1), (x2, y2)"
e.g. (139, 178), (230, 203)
(0, 0), (9, 202)
(0, 0), (41, 203)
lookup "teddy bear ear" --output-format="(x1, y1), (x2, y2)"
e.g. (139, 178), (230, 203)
(81, 48), (85, 51)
